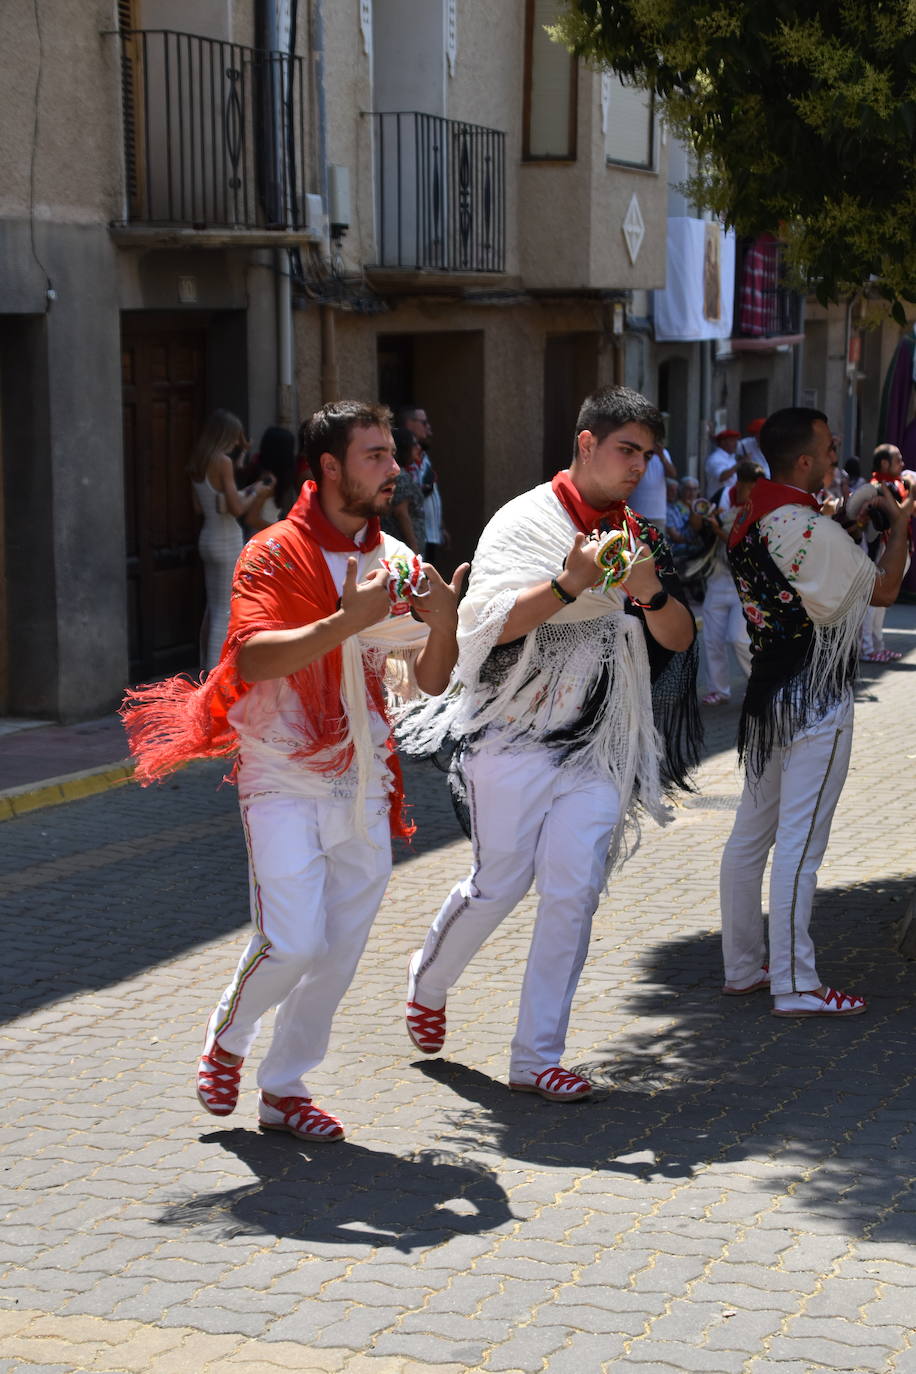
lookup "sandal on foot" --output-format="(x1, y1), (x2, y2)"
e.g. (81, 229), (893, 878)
(702, 691), (728, 706)
(508, 1066), (593, 1102)
(196, 1047), (243, 1116)
(406, 949), (446, 1054)
(722, 965), (770, 996)
(258, 1094), (345, 1141)
(772, 987), (866, 1017)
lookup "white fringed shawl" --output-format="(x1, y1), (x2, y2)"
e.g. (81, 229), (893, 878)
(397, 482), (671, 867)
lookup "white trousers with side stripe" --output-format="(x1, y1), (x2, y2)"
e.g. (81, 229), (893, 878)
(719, 693), (854, 995)
(209, 794), (391, 1099)
(412, 741), (620, 1078)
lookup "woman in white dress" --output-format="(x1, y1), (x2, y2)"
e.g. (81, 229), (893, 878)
(188, 410), (274, 672)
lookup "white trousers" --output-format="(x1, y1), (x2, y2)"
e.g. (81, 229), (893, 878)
(210, 794), (391, 1098)
(701, 572), (751, 697)
(413, 742), (620, 1077)
(719, 694), (853, 995)
(861, 605), (886, 655)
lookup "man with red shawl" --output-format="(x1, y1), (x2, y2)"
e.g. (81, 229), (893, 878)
(123, 401), (466, 1141)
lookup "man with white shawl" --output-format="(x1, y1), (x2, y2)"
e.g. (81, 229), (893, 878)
(719, 408), (914, 1017)
(398, 387), (701, 1101)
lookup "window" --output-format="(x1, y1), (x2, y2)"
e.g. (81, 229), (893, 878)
(603, 73), (654, 170)
(523, 0), (577, 161)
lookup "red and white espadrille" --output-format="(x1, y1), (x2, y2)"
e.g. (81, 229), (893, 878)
(258, 1094), (345, 1142)
(772, 987), (866, 1017)
(508, 1066), (593, 1102)
(406, 949), (446, 1054)
(196, 1047), (243, 1116)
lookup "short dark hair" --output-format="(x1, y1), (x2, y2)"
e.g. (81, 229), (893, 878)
(396, 404), (422, 427)
(572, 387), (664, 460)
(872, 443), (898, 473)
(304, 400), (392, 483)
(759, 407), (828, 478)
(735, 460), (764, 485)
(844, 456), (861, 480)
(391, 425), (419, 468)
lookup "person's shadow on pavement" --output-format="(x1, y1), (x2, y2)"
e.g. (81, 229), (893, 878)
(157, 1128), (514, 1252)
(413, 1058), (700, 1182)
(410, 887), (916, 1247)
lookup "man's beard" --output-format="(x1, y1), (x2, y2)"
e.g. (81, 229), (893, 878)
(339, 470), (393, 520)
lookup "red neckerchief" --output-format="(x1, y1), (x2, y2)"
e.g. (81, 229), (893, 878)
(727, 478), (820, 551)
(551, 470), (626, 534)
(287, 480), (382, 552)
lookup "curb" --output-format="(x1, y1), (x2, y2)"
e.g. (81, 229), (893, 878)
(0, 761), (135, 822)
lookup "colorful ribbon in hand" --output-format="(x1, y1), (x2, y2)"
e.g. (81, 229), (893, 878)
(382, 553), (429, 615)
(590, 529), (650, 592)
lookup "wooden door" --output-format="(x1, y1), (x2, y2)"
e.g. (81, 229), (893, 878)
(122, 315), (208, 679)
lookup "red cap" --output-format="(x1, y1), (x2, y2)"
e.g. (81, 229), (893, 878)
(715, 429), (740, 442)
(747, 418), (766, 435)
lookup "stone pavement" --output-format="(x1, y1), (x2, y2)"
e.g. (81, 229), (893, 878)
(1, 610), (915, 1374)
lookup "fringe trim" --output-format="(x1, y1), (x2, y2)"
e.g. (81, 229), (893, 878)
(120, 624), (415, 843)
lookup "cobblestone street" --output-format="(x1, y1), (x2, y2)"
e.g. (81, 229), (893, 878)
(2, 612), (915, 1374)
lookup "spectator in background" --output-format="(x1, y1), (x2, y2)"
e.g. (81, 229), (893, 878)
(704, 429), (740, 498)
(188, 410), (275, 672)
(665, 475), (708, 577)
(629, 435), (677, 533)
(246, 426), (300, 534)
(844, 457), (866, 495)
(736, 418), (771, 478)
(381, 427), (426, 553)
(399, 405), (447, 565)
(856, 444), (908, 661)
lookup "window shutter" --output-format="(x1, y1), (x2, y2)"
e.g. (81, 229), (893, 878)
(604, 74), (654, 169)
(524, 0), (577, 160)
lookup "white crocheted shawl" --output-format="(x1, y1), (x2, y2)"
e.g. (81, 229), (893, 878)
(397, 482), (671, 866)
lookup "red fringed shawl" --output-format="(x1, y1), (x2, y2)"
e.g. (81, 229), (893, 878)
(121, 482), (415, 839)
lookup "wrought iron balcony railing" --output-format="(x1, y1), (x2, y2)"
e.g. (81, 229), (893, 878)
(371, 112), (506, 273)
(119, 29), (307, 230)
(734, 235), (803, 340)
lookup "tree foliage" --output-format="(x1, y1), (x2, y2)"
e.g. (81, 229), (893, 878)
(554, 0), (916, 314)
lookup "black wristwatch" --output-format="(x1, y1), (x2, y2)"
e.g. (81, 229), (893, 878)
(628, 587), (669, 612)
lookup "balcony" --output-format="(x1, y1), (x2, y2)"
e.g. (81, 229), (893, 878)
(370, 112), (506, 276)
(732, 234), (804, 348)
(115, 29), (317, 245)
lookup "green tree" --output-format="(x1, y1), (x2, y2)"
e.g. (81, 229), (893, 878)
(554, 0), (916, 315)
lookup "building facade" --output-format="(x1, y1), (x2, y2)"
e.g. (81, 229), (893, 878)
(1, 0), (905, 721)
(1, 0), (673, 720)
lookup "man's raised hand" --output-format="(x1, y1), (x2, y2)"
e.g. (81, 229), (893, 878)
(411, 562), (470, 630)
(563, 532), (602, 596)
(340, 557), (391, 632)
